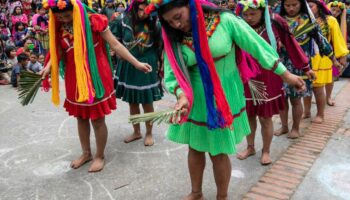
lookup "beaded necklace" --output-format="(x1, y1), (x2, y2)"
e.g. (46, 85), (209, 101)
(182, 12), (220, 50)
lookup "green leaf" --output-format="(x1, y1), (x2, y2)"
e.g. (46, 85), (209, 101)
(18, 71), (43, 106)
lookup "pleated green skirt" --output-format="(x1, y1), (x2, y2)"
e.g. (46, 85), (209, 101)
(167, 54), (251, 156)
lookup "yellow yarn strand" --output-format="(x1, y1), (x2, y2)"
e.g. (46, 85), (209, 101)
(71, 0), (95, 102)
(48, 10), (60, 105)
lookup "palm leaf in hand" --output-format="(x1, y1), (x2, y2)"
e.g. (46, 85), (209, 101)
(18, 71), (43, 106)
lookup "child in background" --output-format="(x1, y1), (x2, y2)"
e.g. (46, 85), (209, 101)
(32, 3), (49, 52)
(0, 20), (11, 41)
(13, 22), (28, 47)
(27, 52), (42, 73)
(11, 53), (28, 87)
(38, 53), (45, 66)
(5, 45), (17, 77)
(11, 6), (28, 35)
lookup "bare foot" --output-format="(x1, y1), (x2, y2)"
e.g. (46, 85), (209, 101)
(144, 133), (154, 146)
(302, 112), (311, 119)
(236, 146), (256, 160)
(274, 126), (289, 136)
(327, 98), (335, 106)
(124, 133), (142, 143)
(182, 191), (204, 200)
(312, 115), (324, 124)
(287, 129), (300, 139)
(260, 151), (272, 165)
(70, 152), (92, 169)
(88, 157), (105, 173)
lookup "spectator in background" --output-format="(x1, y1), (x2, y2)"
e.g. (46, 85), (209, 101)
(22, 0), (33, 15)
(27, 52), (42, 73)
(13, 22), (29, 47)
(92, 1), (101, 12)
(8, 0), (22, 15)
(0, 19), (11, 44)
(11, 53), (28, 88)
(38, 53), (45, 66)
(32, 3), (49, 53)
(0, 35), (9, 85)
(227, 0), (236, 12)
(11, 6), (28, 35)
(5, 46), (17, 70)
(110, 2), (126, 21)
(101, 0), (117, 21)
(16, 38), (34, 56)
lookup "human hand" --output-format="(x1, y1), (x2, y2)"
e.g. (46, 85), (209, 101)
(40, 65), (51, 79)
(135, 62), (152, 73)
(171, 93), (189, 123)
(281, 71), (306, 93)
(339, 56), (347, 68)
(333, 59), (344, 72)
(305, 70), (316, 81)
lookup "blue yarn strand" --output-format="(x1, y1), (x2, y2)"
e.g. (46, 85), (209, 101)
(189, 0), (219, 129)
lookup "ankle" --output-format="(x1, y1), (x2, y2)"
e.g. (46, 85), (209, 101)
(262, 148), (270, 154)
(247, 144), (255, 150)
(82, 150), (92, 156)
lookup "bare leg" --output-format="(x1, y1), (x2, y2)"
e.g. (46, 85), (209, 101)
(325, 82), (335, 106)
(71, 117), (92, 169)
(88, 117), (108, 173)
(274, 98), (289, 136)
(259, 117), (273, 165)
(210, 154), (231, 200)
(303, 96), (311, 119)
(288, 98), (302, 138)
(236, 116), (256, 160)
(183, 147), (205, 200)
(142, 103), (154, 146)
(312, 86), (326, 123)
(124, 103), (142, 143)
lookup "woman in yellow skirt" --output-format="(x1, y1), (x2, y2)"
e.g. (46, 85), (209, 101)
(304, 0), (348, 123)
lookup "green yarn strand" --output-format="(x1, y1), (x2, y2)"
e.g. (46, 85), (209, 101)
(83, 4), (105, 99)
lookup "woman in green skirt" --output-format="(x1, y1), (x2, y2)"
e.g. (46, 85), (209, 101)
(110, 0), (163, 146)
(146, 0), (306, 199)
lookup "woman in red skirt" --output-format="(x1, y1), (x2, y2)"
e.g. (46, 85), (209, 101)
(41, 0), (152, 172)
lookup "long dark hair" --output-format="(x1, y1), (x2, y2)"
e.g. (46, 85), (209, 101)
(12, 6), (23, 16)
(127, 0), (160, 47)
(280, 0), (310, 18)
(158, 0), (228, 42)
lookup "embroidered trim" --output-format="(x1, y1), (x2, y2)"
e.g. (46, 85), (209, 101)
(65, 91), (115, 106)
(246, 94), (282, 102)
(115, 76), (160, 90)
(271, 59), (280, 73)
(186, 107), (246, 127)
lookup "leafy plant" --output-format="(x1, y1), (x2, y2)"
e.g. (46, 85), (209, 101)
(18, 71), (43, 106)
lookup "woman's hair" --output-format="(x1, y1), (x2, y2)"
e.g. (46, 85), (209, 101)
(14, 21), (25, 32)
(158, 0), (228, 42)
(5, 45), (16, 58)
(280, 0), (310, 18)
(116, 2), (125, 8)
(12, 6), (23, 15)
(50, 1), (74, 13)
(127, 0), (160, 46)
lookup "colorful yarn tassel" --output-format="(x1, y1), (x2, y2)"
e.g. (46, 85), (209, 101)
(190, 0), (233, 129)
(162, 28), (194, 123)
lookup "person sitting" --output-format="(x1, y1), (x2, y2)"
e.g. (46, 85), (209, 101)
(11, 53), (29, 87)
(26, 51), (42, 73)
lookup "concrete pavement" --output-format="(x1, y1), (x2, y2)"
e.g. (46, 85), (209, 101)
(0, 78), (349, 200)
